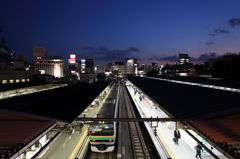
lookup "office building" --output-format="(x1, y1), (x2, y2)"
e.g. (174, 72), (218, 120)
(178, 53), (190, 65)
(33, 46), (46, 60)
(34, 57), (64, 78)
(33, 47), (64, 78)
(0, 43), (13, 70)
(79, 59), (94, 74)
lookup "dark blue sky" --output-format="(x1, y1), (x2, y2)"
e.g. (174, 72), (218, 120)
(1, 0), (240, 64)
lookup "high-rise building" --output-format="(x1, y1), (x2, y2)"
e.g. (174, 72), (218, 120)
(0, 43), (13, 70)
(125, 58), (138, 75)
(112, 59), (138, 75)
(33, 46), (46, 60)
(79, 59), (94, 74)
(33, 47), (64, 78)
(68, 54), (79, 80)
(0, 26), (13, 70)
(85, 59), (94, 73)
(13, 55), (25, 70)
(34, 57), (64, 78)
(178, 53), (190, 65)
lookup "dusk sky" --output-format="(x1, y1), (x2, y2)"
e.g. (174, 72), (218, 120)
(1, 0), (240, 64)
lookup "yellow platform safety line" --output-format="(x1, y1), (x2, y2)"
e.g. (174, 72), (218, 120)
(157, 130), (176, 159)
(68, 129), (88, 159)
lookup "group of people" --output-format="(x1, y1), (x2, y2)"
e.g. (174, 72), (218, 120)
(173, 129), (203, 158)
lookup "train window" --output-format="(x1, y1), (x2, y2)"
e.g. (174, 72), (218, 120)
(89, 123), (114, 135)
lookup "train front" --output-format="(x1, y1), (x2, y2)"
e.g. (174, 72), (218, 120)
(88, 121), (116, 153)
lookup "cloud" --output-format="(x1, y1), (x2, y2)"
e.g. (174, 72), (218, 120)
(126, 47), (140, 52)
(81, 46), (140, 61)
(192, 53), (217, 62)
(228, 18), (240, 27)
(205, 41), (214, 45)
(208, 33), (216, 37)
(214, 28), (230, 34)
(208, 28), (230, 37)
(83, 46), (95, 51)
(208, 18), (240, 37)
(148, 55), (178, 61)
(99, 46), (110, 52)
(149, 53), (218, 62)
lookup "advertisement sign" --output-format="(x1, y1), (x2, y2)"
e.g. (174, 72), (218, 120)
(69, 54), (76, 64)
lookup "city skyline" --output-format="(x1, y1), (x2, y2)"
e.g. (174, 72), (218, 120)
(1, 0), (240, 64)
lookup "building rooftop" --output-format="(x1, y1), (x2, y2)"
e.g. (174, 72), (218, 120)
(157, 76), (240, 89)
(0, 82), (109, 122)
(127, 76), (240, 119)
(0, 82), (45, 92)
(0, 109), (54, 158)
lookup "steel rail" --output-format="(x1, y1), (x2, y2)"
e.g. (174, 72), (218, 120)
(122, 85), (150, 159)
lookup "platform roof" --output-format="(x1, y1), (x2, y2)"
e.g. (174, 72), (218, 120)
(156, 76), (240, 89)
(0, 82), (109, 123)
(188, 114), (240, 143)
(127, 76), (240, 120)
(0, 109), (54, 158)
(127, 76), (240, 157)
(0, 82), (45, 92)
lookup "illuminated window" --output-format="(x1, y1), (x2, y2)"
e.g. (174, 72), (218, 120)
(2, 80), (7, 84)
(16, 79), (20, 83)
(10, 80), (14, 83)
(39, 70), (45, 74)
(54, 63), (61, 78)
(21, 79), (26, 82)
(27, 79), (30, 82)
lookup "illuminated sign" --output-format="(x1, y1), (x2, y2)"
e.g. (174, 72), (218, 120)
(69, 54), (76, 64)
(81, 59), (86, 64)
(81, 59), (86, 73)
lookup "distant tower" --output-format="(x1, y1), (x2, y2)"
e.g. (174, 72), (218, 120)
(33, 46), (46, 60)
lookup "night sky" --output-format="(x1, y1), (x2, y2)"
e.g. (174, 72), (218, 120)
(1, 0), (240, 64)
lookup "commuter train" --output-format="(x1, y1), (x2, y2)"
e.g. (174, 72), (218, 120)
(88, 83), (119, 153)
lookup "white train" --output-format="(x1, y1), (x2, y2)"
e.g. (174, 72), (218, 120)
(88, 82), (119, 153)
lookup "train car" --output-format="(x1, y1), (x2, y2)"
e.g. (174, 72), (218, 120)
(88, 84), (119, 153)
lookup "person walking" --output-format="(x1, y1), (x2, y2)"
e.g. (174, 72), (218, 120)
(173, 129), (181, 144)
(195, 144), (203, 159)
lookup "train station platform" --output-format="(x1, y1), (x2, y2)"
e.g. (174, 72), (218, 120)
(37, 84), (113, 159)
(126, 81), (228, 159)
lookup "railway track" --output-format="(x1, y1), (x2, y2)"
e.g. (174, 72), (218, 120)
(88, 152), (114, 159)
(84, 80), (158, 159)
(84, 82), (119, 159)
(122, 86), (150, 159)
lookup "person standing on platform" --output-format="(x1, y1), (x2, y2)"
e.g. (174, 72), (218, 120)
(195, 144), (203, 159)
(173, 129), (181, 144)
